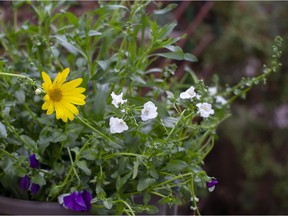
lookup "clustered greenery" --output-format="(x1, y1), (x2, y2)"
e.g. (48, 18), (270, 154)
(0, 1), (283, 215)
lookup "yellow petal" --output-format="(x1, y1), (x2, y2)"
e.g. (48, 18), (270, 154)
(62, 88), (86, 95)
(53, 68), (70, 86)
(61, 101), (79, 115)
(63, 95), (86, 105)
(41, 72), (52, 91)
(61, 78), (83, 91)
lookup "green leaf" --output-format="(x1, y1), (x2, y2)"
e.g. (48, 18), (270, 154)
(166, 160), (187, 172)
(184, 53), (198, 62)
(103, 198), (113, 210)
(154, 3), (177, 15)
(76, 160), (91, 176)
(137, 178), (156, 191)
(93, 84), (109, 121)
(52, 132), (67, 143)
(88, 30), (102, 37)
(31, 173), (46, 186)
(162, 117), (179, 128)
(156, 52), (184, 60)
(15, 90), (25, 104)
(116, 172), (132, 190)
(0, 122), (7, 138)
(65, 12), (79, 27)
(20, 135), (36, 147)
(132, 159), (139, 179)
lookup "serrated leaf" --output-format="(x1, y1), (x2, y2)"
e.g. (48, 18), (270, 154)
(76, 160), (91, 176)
(0, 122), (7, 138)
(166, 160), (187, 172)
(137, 178), (156, 191)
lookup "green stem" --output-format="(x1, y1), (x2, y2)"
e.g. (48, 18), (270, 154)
(103, 152), (147, 160)
(76, 115), (121, 147)
(114, 199), (135, 216)
(154, 172), (194, 188)
(190, 177), (201, 216)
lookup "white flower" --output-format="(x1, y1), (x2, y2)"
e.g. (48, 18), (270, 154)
(196, 102), (214, 118)
(208, 86), (217, 96)
(141, 101), (158, 121)
(216, 96), (227, 105)
(111, 92), (127, 108)
(109, 117), (128, 134)
(180, 86), (197, 100)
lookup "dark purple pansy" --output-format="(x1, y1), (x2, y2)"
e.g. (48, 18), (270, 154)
(20, 175), (30, 190)
(31, 183), (40, 194)
(206, 179), (218, 192)
(62, 190), (92, 212)
(29, 154), (40, 169)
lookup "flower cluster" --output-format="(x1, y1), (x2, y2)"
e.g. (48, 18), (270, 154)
(0, 1), (282, 215)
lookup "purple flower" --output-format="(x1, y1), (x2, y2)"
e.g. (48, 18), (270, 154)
(19, 175), (40, 194)
(31, 183), (40, 194)
(20, 175), (30, 190)
(206, 179), (218, 192)
(29, 154), (40, 169)
(59, 190), (92, 212)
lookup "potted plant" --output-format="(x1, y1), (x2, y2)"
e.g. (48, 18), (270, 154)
(0, 1), (283, 215)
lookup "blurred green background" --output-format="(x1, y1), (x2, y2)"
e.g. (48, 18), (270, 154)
(1, 1), (287, 214)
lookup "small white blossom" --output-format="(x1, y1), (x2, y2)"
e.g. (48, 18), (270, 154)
(216, 96), (227, 105)
(35, 88), (42, 95)
(109, 117), (128, 134)
(180, 86), (197, 100)
(196, 102), (214, 118)
(208, 86), (217, 96)
(111, 92), (127, 108)
(141, 101), (158, 121)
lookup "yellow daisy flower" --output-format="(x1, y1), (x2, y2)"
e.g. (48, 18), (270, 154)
(41, 68), (86, 122)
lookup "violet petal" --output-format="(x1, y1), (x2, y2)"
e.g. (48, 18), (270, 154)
(31, 183), (40, 194)
(29, 154), (40, 169)
(82, 190), (92, 210)
(20, 175), (30, 191)
(63, 191), (84, 212)
(206, 179), (219, 188)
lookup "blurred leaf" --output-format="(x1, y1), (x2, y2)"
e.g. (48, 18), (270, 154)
(153, 3), (177, 15)
(166, 159), (187, 172)
(137, 178), (156, 191)
(0, 122), (7, 138)
(31, 173), (46, 186)
(116, 172), (132, 190)
(88, 30), (102, 37)
(103, 198), (113, 210)
(76, 160), (91, 176)
(93, 84), (109, 121)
